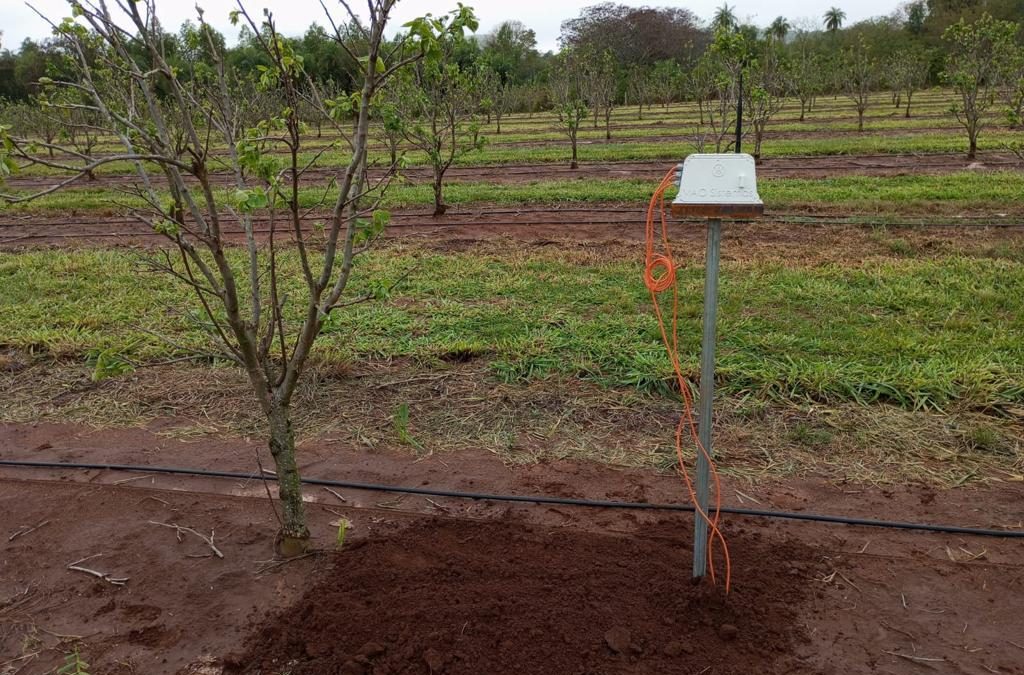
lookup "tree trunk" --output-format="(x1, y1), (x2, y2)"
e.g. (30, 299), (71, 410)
(800, 100), (806, 121)
(905, 93), (912, 118)
(268, 403), (310, 557)
(496, 116), (501, 134)
(605, 108), (611, 141)
(858, 109), (864, 132)
(570, 135), (578, 170)
(968, 134), (977, 160)
(432, 172), (447, 216)
(637, 101), (643, 121)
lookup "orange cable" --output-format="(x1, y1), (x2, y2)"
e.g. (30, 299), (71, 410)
(644, 167), (732, 592)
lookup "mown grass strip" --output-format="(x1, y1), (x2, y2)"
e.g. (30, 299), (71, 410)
(5, 171), (1024, 214)
(1, 247), (1021, 412)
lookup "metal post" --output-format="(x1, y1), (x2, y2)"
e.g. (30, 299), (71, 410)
(735, 69), (743, 154)
(693, 218), (722, 580)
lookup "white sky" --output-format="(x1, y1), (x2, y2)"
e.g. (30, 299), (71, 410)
(3, 0), (900, 53)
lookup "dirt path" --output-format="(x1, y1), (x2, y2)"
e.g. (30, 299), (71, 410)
(1, 422), (1022, 674)
(2, 202), (1023, 250)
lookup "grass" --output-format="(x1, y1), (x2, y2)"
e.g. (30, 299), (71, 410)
(1, 244), (1022, 413)
(6, 170), (1024, 215)
(6, 123), (1021, 180)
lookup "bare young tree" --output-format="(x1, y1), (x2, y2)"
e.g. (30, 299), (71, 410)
(999, 46), (1024, 129)
(686, 59), (717, 126)
(691, 29), (744, 153)
(5, 99), (62, 157)
(392, 16), (484, 216)
(841, 39), (878, 132)
(624, 64), (651, 120)
(743, 45), (788, 160)
(889, 48), (931, 118)
(585, 49), (617, 141)
(476, 64), (513, 134)
(787, 49), (820, 121)
(0, 0), (467, 555)
(549, 49), (588, 169)
(942, 13), (1020, 160)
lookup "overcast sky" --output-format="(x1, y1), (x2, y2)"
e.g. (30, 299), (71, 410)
(4, 0), (901, 53)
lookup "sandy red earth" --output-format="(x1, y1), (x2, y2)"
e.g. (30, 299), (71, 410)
(1, 422), (1023, 674)
(2, 205), (1022, 253)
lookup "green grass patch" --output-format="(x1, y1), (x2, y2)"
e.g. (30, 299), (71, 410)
(1, 246), (1021, 412)
(6, 171), (1023, 214)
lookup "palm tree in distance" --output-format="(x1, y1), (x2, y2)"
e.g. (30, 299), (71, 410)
(713, 3), (737, 32)
(768, 16), (791, 42)
(824, 7), (846, 33)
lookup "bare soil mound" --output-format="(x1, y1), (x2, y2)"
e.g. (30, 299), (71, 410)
(224, 519), (820, 675)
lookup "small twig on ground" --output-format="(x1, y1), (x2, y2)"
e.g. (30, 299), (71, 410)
(261, 468), (277, 476)
(836, 570), (861, 593)
(36, 626), (92, 641)
(958, 546), (987, 561)
(734, 489), (761, 505)
(8, 520), (50, 542)
(67, 554), (129, 586)
(425, 497), (448, 512)
(0, 586), (34, 613)
(372, 373), (452, 390)
(322, 487), (347, 503)
(884, 650), (945, 664)
(901, 593), (909, 609)
(880, 621), (917, 641)
(254, 551), (316, 576)
(1009, 640), (1024, 651)
(134, 495), (169, 506)
(148, 521), (224, 558)
(0, 653), (39, 669)
(113, 474), (152, 485)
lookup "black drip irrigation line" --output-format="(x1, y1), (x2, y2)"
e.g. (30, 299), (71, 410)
(1, 459), (1021, 539)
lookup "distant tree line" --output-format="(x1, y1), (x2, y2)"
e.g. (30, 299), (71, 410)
(1, 0), (1022, 173)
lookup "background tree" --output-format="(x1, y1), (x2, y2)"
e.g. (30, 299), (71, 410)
(998, 45), (1024, 128)
(889, 48), (932, 117)
(1, 0), (469, 555)
(687, 58), (717, 125)
(625, 64), (652, 120)
(941, 13), (1020, 159)
(549, 49), (588, 169)
(650, 59), (683, 108)
(768, 16), (791, 42)
(842, 39), (879, 131)
(824, 7), (847, 33)
(479, 20), (542, 84)
(788, 47), (821, 121)
(393, 20), (484, 215)
(559, 3), (704, 70)
(713, 4), (738, 33)
(692, 28), (745, 152)
(8, 98), (62, 156)
(744, 42), (789, 159)
(585, 49), (618, 140)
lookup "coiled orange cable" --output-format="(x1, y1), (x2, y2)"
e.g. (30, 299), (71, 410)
(644, 167), (732, 592)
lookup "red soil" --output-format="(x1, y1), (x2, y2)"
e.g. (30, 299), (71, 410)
(1, 422), (1023, 674)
